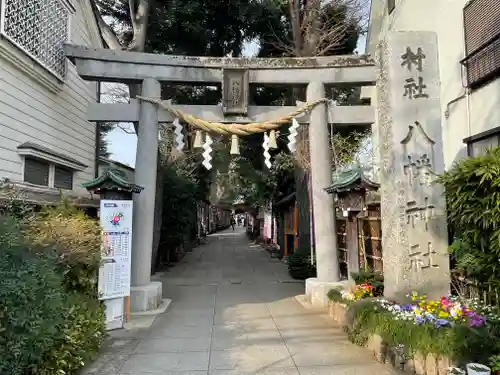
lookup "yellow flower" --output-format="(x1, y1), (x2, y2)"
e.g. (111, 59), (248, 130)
(438, 311), (449, 318)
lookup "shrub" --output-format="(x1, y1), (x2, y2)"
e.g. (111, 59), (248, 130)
(159, 162), (199, 262)
(38, 293), (105, 375)
(351, 270), (384, 296)
(23, 202), (106, 372)
(0, 199), (106, 375)
(327, 287), (343, 302)
(288, 246), (316, 280)
(437, 147), (500, 287)
(0, 217), (67, 375)
(23, 200), (102, 295)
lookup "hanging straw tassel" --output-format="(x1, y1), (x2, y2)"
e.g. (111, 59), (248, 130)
(230, 134), (240, 155)
(193, 130), (203, 149)
(268, 130), (278, 149)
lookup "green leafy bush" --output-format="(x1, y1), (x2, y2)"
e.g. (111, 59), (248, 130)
(160, 162), (199, 254)
(351, 270), (384, 296)
(437, 147), (500, 287)
(23, 201), (102, 295)
(327, 287), (343, 302)
(0, 199), (106, 375)
(0, 217), (67, 375)
(288, 246), (316, 280)
(38, 293), (105, 375)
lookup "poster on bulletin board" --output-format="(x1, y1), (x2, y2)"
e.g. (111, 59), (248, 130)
(98, 200), (133, 300)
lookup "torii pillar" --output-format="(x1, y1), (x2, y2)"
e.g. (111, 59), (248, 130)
(130, 78), (163, 312)
(305, 81), (347, 307)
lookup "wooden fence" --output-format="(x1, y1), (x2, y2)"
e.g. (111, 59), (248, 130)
(336, 203), (383, 279)
(358, 214), (383, 273)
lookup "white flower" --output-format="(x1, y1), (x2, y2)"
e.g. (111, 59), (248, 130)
(341, 291), (355, 301)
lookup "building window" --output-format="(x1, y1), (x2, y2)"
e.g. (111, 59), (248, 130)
(24, 157), (50, 186)
(23, 158), (75, 190)
(464, 126), (500, 157)
(461, 0), (500, 89)
(388, 0), (396, 14)
(54, 165), (73, 190)
(0, 0), (71, 79)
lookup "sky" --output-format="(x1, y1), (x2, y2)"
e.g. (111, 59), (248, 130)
(105, 35), (368, 167)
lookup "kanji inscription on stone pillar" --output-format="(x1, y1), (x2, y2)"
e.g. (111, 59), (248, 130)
(376, 31), (449, 299)
(222, 68), (249, 116)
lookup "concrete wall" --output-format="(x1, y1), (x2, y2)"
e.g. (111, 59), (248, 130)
(0, 0), (102, 197)
(364, 0), (498, 169)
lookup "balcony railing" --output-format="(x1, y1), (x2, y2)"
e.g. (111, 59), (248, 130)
(461, 33), (500, 89)
(461, 0), (500, 89)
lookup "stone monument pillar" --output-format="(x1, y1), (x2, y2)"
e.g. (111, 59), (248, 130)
(305, 81), (344, 307)
(130, 78), (163, 312)
(376, 31), (449, 299)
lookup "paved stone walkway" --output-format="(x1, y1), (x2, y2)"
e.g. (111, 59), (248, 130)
(84, 227), (394, 375)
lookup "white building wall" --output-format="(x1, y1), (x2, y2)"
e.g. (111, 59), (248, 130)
(365, 0), (498, 169)
(0, 0), (102, 197)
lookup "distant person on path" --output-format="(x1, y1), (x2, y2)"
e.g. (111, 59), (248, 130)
(230, 217), (236, 231)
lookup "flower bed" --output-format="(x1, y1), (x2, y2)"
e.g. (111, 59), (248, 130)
(327, 282), (375, 305)
(327, 283), (375, 326)
(345, 292), (500, 374)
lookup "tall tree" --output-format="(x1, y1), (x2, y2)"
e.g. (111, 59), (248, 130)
(98, 122), (114, 158)
(92, 0), (280, 268)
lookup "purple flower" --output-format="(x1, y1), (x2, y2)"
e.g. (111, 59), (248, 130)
(415, 316), (425, 324)
(468, 315), (486, 327)
(425, 313), (437, 321)
(401, 304), (415, 312)
(434, 318), (450, 328)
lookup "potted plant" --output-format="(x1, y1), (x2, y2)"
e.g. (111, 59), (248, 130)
(466, 363), (491, 375)
(488, 354), (500, 375)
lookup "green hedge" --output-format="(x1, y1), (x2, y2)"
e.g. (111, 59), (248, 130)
(438, 147), (500, 287)
(0, 202), (105, 375)
(288, 246), (316, 280)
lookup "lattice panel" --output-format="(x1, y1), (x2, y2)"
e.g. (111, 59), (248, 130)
(2, 0), (69, 79)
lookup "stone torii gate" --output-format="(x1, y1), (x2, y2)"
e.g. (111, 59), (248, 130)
(65, 45), (376, 311)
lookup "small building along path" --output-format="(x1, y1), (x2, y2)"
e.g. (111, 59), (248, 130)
(83, 228), (395, 375)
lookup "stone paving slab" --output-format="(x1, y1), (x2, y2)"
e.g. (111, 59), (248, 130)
(83, 228), (395, 375)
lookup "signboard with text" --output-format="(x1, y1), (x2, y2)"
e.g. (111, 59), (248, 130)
(98, 200), (133, 300)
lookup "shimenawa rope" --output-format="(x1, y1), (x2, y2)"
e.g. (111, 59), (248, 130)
(135, 95), (329, 136)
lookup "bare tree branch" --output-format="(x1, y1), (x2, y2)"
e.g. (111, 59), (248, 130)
(268, 22), (297, 55)
(289, 0), (303, 55)
(273, 0), (369, 57)
(129, 0), (139, 33)
(128, 0), (154, 51)
(90, 0), (123, 49)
